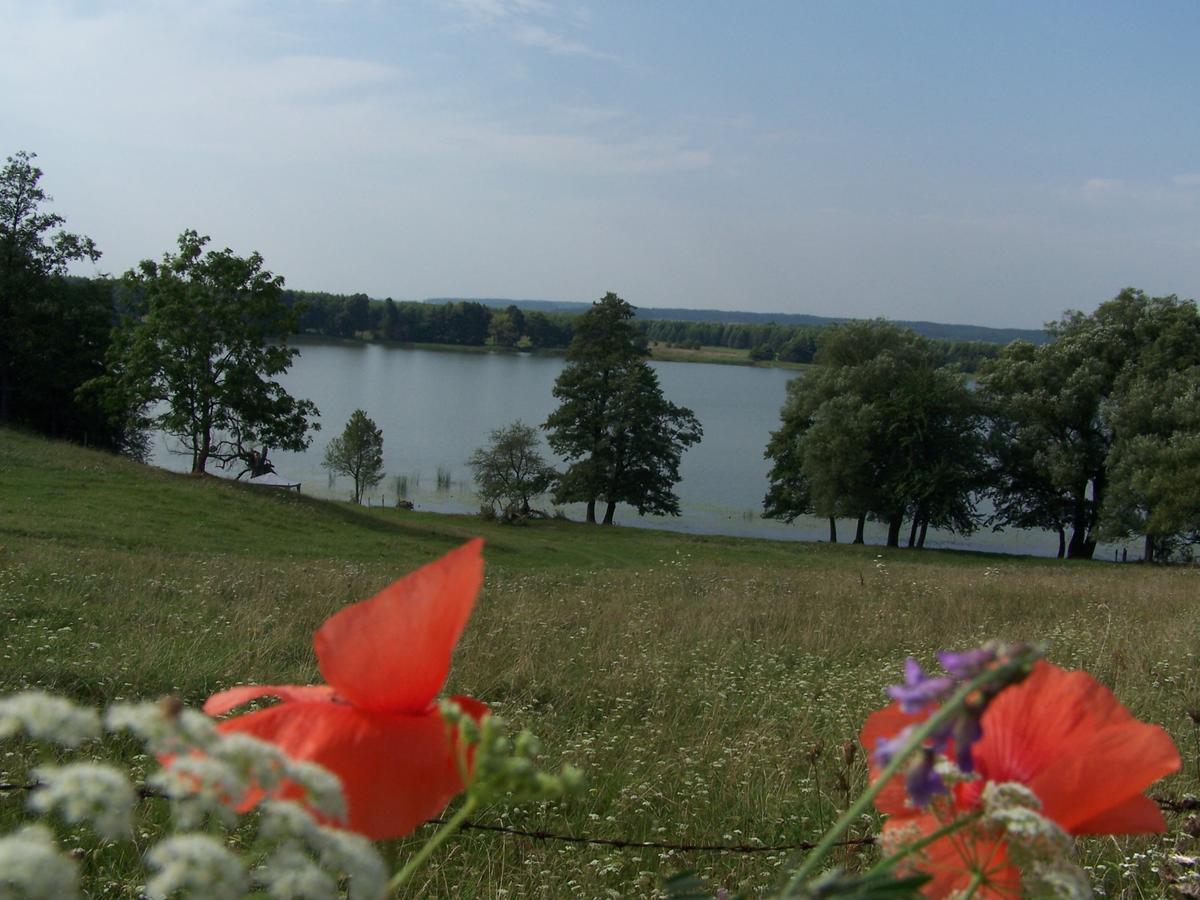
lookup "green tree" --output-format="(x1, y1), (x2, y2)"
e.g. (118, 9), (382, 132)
(765, 320), (982, 548)
(980, 289), (1200, 559)
(95, 230), (318, 474)
(322, 409), (385, 504)
(544, 292), (701, 524)
(468, 420), (557, 519)
(0, 151), (100, 425)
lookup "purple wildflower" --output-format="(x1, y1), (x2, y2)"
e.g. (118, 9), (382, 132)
(887, 658), (953, 713)
(904, 750), (946, 807)
(873, 725), (914, 767)
(937, 647), (997, 681)
(952, 714), (983, 772)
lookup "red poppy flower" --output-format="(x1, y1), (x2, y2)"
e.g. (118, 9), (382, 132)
(860, 661), (1180, 897)
(204, 539), (488, 840)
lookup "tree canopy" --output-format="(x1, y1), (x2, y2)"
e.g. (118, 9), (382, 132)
(468, 420), (557, 520)
(322, 409), (385, 504)
(544, 293), (701, 524)
(96, 230), (318, 474)
(765, 320), (983, 547)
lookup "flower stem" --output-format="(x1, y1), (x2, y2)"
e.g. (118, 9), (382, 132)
(864, 810), (982, 877)
(960, 868), (986, 899)
(782, 649), (1036, 893)
(388, 795), (478, 893)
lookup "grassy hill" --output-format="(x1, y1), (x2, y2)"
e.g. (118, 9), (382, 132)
(0, 429), (1193, 896)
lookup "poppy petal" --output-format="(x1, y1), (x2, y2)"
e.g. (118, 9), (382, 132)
(975, 662), (1180, 833)
(314, 539), (484, 712)
(216, 699), (484, 840)
(1072, 792), (1167, 835)
(882, 816), (1019, 899)
(203, 684), (338, 717)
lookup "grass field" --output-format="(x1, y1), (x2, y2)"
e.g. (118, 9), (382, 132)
(646, 342), (807, 369)
(1, 428), (1198, 897)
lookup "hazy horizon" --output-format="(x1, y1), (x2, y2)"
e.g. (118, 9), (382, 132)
(4, 1), (1198, 329)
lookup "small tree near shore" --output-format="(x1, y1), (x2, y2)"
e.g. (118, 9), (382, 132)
(469, 420), (556, 520)
(323, 409), (385, 504)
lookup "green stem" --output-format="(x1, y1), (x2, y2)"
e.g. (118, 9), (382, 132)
(864, 810), (982, 877)
(783, 650), (1035, 893)
(388, 795), (478, 894)
(960, 868), (986, 899)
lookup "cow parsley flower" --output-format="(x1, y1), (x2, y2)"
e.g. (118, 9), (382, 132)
(148, 755), (246, 829)
(312, 825), (388, 900)
(256, 844), (338, 900)
(284, 760), (347, 822)
(212, 732), (288, 792)
(145, 834), (248, 900)
(0, 691), (100, 747)
(30, 762), (136, 840)
(0, 825), (80, 899)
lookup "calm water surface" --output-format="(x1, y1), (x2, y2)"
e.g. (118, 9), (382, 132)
(149, 341), (1109, 558)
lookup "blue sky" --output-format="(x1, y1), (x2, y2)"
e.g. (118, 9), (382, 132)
(3, 1), (1198, 327)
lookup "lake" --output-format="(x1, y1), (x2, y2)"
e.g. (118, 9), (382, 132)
(148, 340), (1115, 558)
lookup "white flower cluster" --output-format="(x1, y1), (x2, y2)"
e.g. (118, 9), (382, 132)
(0, 825), (80, 899)
(0, 691), (100, 747)
(105, 702), (218, 754)
(148, 753), (248, 830)
(255, 800), (387, 900)
(29, 761), (136, 840)
(982, 781), (1092, 898)
(145, 833), (248, 900)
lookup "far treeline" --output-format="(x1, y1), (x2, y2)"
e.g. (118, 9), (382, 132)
(282, 289), (1004, 371)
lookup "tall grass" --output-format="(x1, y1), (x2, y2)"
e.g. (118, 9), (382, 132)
(1, 429), (1196, 897)
(436, 466), (452, 491)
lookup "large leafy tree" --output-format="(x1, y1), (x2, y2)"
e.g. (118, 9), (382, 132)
(764, 320), (983, 547)
(980, 289), (1200, 559)
(97, 230), (318, 474)
(0, 151), (99, 425)
(544, 292), (702, 524)
(322, 409), (384, 504)
(468, 420), (557, 518)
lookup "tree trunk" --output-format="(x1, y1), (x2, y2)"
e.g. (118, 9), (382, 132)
(828, 517), (837, 543)
(602, 501), (616, 525)
(1066, 486), (1095, 559)
(886, 513), (903, 548)
(907, 516), (920, 549)
(1056, 526), (1066, 559)
(1143, 532), (1154, 564)
(854, 514), (866, 545)
(917, 520), (928, 548)
(193, 431), (211, 474)
(586, 499), (596, 524)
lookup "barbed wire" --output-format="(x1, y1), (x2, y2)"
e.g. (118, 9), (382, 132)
(0, 780), (870, 855)
(3, 780), (1192, 856)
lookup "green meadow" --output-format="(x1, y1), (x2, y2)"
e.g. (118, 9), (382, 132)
(1, 428), (1197, 897)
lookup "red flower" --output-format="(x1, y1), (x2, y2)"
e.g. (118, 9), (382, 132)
(861, 661), (1180, 897)
(204, 539), (488, 840)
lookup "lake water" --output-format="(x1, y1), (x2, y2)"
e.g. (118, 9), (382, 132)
(149, 340), (1120, 559)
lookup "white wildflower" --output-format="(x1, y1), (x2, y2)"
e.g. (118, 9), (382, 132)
(213, 733), (287, 792)
(258, 800), (321, 845)
(30, 762), (136, 840)
(0, 691), (100, 747)
(283, 760), (346, 822)
(313, 826), (388, 900)
(105, 702), (217, 754)
(256, 844), (338, 900)
(0, 825), (80, 899)
(145, 834), (248, 900)
(1022, 859), (1093, 898)
(148, 755), (246, 830)
(981, 781), (1041, 814)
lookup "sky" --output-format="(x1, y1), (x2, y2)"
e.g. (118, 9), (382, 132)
(3, 1), (1198, 328)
